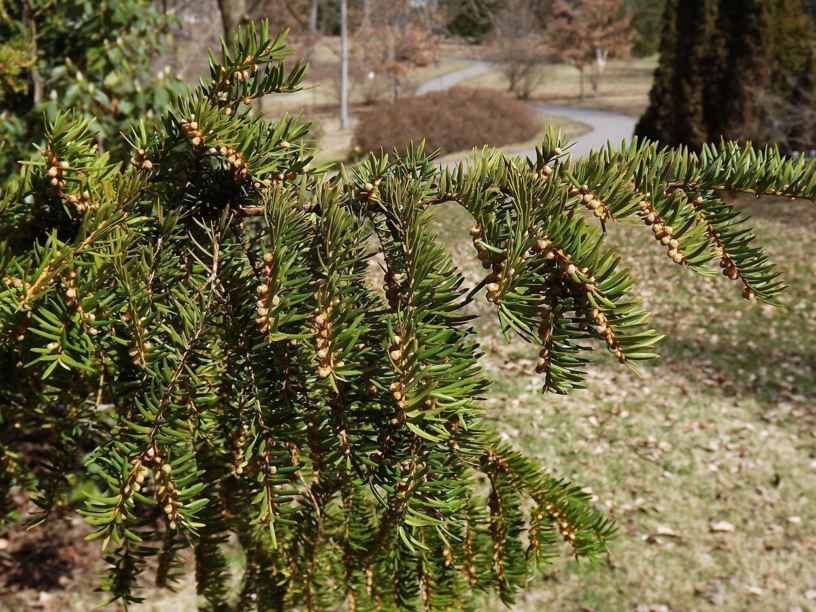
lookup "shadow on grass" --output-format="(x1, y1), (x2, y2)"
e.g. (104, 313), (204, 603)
(660, 334), (816, 413)
(1, 519), (100, 594)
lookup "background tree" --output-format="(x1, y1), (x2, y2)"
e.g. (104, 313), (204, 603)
(441, 0), (500, 41)
(0, 0), (185, 183)
(487, 0), (551, 99)
(341, 0), (350, 128)
(2, 20), (815, 611)
(760, 0), (816, 150)
(636, 0), (816, 151)
(625, 0), (667, 56)
(354, 0), (438, 102)
(549, 0), (634, 98)
(245, 0), (318, 33)
(634, 0), (716, 148)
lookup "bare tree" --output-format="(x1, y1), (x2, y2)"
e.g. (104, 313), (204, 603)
(549, 0), (633, 99)
(247, 0), (310, 31)
(753, 80), (816, 153)
(355, 0), (438, 102)
(488, 0), (549, 99)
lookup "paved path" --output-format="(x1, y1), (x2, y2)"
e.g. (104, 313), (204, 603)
(521, 104), (636, 159)
(416, 60), (636, 160)
(415, 60), (492, 96)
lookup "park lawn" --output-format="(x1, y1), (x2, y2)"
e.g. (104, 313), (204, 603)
(464, 56), (658, 117)
(429, 195), (816, 611)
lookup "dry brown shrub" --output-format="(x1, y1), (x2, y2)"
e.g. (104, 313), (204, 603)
(352, 88), (541, 158)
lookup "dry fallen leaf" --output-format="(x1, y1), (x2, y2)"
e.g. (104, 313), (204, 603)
(746, 585), (763, 598)
(710, 520), (736, 533)
(655, 524), (681, 538)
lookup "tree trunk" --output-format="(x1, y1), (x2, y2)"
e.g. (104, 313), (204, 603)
(507, 68), (518, 96)
(591, 65), (600, 97)
(217, 0), (247, 42)
(391, 76), (400, 103)
(309, 0), (318, 33)
(340, 0), (350, 130)
(217, 0), (260, 114)
(579, 66), (585, 100)
(593, 48), (607, 97)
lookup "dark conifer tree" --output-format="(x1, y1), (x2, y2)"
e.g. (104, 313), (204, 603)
(710, 0), (771, 141)
(635, 0), (718, 148)
(637, 0), (816, 150)
(626, 0), (667, 56)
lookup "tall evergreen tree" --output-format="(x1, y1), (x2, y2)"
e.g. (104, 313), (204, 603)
(626, 0), (667, 56)
(635, 0), (717, 148)
(637, 0), (816, 150)
(706, 0), (770, 141)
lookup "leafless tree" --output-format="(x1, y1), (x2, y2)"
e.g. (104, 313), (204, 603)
(488, 0), (549, 99)
(354, 0), (439, 102)
(549, 0), (633, 99)
(753, 81), (816, 154)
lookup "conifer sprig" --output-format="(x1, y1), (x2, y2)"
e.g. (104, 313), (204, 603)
(1, 22), (813, 610)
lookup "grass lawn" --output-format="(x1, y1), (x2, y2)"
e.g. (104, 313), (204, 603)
(464, 56), (658, 117)
(264, 90), (588, 168)
(270, 97), (588, 169)
(428, 195), (816, 611)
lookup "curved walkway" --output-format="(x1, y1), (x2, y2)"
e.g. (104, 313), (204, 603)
(417, 61), (636, 159)
(524, 104), (636, 158)
(416, 60), (492, 96)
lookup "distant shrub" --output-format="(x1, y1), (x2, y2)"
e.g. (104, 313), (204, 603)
(352, 88), (541, 157)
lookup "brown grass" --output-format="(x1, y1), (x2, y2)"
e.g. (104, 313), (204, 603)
(465, 57), (659, 117)
(428, 195), (816, 611)
(352, 87), (541, 157)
